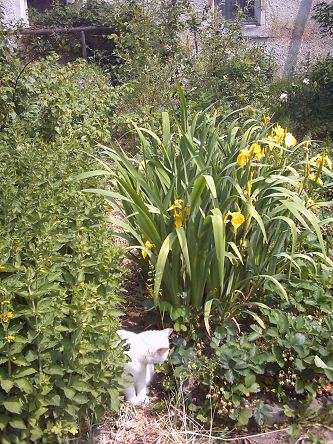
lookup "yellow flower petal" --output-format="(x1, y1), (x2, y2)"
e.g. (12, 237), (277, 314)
(145, 240), (155, 250)
(230, 212), (245, 230)
(167, 199), (184, 212)
(237, 148), (252, 167)
(263, 116), (271, 125)
(308, 173), (323, 186)
(174, 211), (183, 228)
(316, 153), (332, 170)
(224, 211), (245, 230)
(174, 212), (183, 228)
(266, 134), (279, 149)
(251, 143), (265, 161)
(142, 240), (155, 259)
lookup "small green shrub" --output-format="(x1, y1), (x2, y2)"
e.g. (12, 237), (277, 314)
(27, 1), (276, 137)
(1, 53), (118, 145)
(113, 7), (275, 122)
(0, 141), (126, 443)
(271, 56), (333, 141)
(185, 12), (275, 111)
(0, 27), (126, 442)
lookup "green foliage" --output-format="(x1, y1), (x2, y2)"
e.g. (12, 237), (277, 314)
(0, 142), (126, 442)
(29, 1), (275, 130)
(113, 6), (275, 123)
(161, 269), (333, 429)
(313, 1), (333, 36)
(271, 56), (333, 141)
(185, 12), (275, 111)
(0, 29), (126, 442)
(27, 0), (117, 63)
(84, 90), (333, 333)
(1, 53), (119, 145)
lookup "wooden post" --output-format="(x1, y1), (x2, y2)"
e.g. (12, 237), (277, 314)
(81, 30), (87, 59)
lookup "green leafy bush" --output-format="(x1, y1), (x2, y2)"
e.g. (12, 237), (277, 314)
(0, 27), (126, 442)
(271, 56), (333, 141)
(0, 141), (126, 443)
(85, 90), (332, 332)
(1, 54), (118, 145)
(29, 1), (275, 130)
(112, 6), (275, 123)
(185, 12), (275, 111)
(27, 0), (117, 64)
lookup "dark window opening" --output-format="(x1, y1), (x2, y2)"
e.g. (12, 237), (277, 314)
(218, 0), (257, 23)
(27, 0), (66, 12)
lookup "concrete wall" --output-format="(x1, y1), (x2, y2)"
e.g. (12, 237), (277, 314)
(192, 0), (333, 77)
(2, 0), (29, 26)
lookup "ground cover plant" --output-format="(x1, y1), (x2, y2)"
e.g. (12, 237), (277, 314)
(0, 21), (127, 442)
(84, 89), (333, 431)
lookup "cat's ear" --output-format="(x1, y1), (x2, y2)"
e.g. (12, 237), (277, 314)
(117, 330), (135, 341)
(163, 328), (173, 337)
(157, 347), (169, 354)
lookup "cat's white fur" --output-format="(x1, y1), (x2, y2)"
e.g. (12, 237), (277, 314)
(117, 328), (173, 404)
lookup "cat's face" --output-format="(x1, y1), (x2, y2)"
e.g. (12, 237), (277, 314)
(140, 328), (173, 364)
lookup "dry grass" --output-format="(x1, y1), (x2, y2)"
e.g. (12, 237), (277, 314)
(92, 397), (333, 444)
(93, 397), (289, 444)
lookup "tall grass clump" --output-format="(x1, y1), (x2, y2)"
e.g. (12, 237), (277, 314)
(83, 89), (333, 331)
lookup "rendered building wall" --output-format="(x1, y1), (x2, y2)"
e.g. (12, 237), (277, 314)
(191, 0), (333, 76)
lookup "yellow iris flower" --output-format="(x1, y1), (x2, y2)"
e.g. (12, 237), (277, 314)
(237, 144), (265, 167)
(4, 336), (15, 343)
(308, 173), (323, 186)
(251, 143), (265, 161)
(168, 199), (188, 228)
(142, 240), (155, 259)
(272, 124), (285, 143)
(224, 211), (245, 230)
(174, 211), (184, 228)
(266, 134), (279, 149)
(237, 148), (252, 167)
(263, 116), (271, 125)
(167, 199), (184, 212)
(316, 153), (332, 170)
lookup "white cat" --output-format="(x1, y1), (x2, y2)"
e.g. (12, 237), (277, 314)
(117, 328), (173, 404)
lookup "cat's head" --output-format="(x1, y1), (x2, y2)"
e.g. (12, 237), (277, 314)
(140, 328), (173, 364)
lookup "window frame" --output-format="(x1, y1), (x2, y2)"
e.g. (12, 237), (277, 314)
(215, 0), (265, 27)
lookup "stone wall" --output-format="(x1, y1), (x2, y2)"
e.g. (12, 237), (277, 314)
(191, 0), (333, 77)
